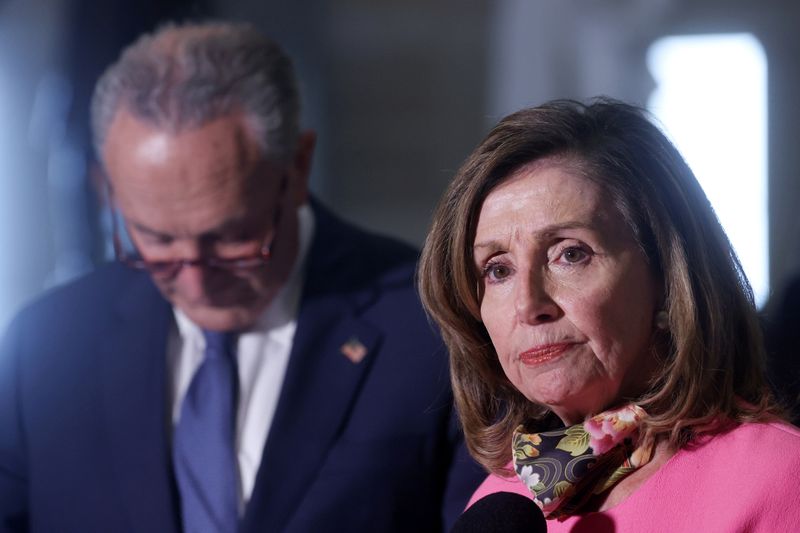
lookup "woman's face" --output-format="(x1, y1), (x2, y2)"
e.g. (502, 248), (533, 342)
(473, 159), (660, 424)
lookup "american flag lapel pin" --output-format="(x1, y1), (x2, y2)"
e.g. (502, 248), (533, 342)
(340, 336), (367, 364)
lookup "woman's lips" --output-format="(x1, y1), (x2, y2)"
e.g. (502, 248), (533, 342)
(518, 343), (576, 365)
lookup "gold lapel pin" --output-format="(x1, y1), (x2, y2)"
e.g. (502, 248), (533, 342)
(340, 337), (367, 364)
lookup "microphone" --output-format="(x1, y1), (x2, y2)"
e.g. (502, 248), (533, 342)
(451, 492), (547, 532)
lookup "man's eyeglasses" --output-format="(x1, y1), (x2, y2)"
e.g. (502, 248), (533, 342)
(108, 175), (287, 280)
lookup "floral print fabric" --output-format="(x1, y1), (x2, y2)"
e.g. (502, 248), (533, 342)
(512, 404), (651, 519)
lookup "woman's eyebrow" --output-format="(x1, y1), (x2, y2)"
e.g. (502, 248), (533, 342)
(534, 221), (595, 239)
(473, 239), (501, 252)
(473, 221), (595, 251)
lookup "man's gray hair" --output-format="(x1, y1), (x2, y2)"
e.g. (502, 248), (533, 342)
(91, 21), (300, 162)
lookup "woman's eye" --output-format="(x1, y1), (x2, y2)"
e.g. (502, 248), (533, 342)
(483, 262), (512, 282)
(553, 245), (591, 265)
(562, 247), (587, 263)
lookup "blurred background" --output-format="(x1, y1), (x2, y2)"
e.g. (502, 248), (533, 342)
(1, 0), (799, 330)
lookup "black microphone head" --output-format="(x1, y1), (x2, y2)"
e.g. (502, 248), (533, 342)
(451, 492), (547, 532)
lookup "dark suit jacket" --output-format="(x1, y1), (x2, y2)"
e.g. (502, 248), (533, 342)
(763, 275), (800, 424)
(0, 202), (483, 532)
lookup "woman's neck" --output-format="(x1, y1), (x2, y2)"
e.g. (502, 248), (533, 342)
(594, 439), (674, 512)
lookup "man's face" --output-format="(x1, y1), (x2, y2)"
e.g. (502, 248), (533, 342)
(102, 109), (308, 331)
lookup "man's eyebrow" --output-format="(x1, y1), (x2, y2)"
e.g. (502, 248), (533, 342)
(128, 215), (251, 240)
(128, 220), (173, 240)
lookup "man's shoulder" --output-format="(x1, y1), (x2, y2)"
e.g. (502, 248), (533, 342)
(306, 200), (422, 292)
(312, 200), (419, 258)
(8, 262), (158, 331)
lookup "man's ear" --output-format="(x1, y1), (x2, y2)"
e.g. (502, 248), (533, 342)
(291, 130), (316, 204)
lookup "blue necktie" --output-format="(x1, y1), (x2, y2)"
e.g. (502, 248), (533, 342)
(173, 330), (240, 533)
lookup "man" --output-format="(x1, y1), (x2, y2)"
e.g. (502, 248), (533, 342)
(0, 22), (482, 532)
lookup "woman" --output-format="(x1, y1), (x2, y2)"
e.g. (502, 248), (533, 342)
(419, 99), (800, 531)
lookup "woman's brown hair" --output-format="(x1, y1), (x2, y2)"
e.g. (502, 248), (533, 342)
(418, 98), (780, 474)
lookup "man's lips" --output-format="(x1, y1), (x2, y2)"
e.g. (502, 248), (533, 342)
(518, 343), (576, 365)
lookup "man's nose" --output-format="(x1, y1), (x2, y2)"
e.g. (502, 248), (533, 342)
(174, 262), (210, 301)
(514, 270), (562, 325)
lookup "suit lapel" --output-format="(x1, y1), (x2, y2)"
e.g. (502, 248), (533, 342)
(100, 271), (181, 533)
(241, 202), (383, 532)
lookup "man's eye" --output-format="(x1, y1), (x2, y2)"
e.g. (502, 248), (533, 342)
(140, 234), (173, 246)
(219, 233), (250, 244)
(218, 227), (262, 244)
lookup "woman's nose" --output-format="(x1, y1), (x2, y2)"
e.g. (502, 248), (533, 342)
(514, 272), (561, 324)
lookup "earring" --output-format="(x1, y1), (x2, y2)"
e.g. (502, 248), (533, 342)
(655, 310), (669, 330)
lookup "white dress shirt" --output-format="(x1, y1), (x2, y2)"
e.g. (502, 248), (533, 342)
(167, 204), (314, 508)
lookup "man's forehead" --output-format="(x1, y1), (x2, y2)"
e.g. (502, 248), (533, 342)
(108, 158), (280, 207)
(114, 176), (279, 239)
(130, 130), (170, 166)
(103, 108), (272, 178)
(104, 106), (256, 148)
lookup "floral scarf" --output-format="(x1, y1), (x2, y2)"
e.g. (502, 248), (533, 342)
(512, 404), (651, 519)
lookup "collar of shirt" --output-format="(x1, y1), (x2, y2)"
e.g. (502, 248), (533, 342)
(168, 203), (316, 507)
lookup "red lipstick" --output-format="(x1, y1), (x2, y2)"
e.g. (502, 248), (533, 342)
(519, 343), (574, 365)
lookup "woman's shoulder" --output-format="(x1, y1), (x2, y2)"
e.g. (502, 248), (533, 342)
(625, 420), (800, 530)
(687, 420), (800, 460)
(663, 420), (800, 487)
(727, 419), (800, 439)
